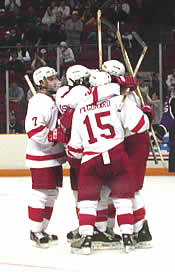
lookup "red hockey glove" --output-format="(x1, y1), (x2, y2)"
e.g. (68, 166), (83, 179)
(60, 109), (74, 131)
(48, 127), (70, 144)
(115, 76), (138, 90)
(140, 104), (155, 123)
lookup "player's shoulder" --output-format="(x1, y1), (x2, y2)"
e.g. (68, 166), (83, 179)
(56, 86), (70, 100)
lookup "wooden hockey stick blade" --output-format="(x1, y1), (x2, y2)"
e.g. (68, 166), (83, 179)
(24, 74), (37, 96)
(150, 126), (167, 169)
(132, 31), (147, 48)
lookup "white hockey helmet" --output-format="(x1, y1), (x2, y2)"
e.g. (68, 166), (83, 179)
(102, 60), (125, 76)
(66, 65), (90, 87)
(33, 66), (57, 86)
(89, 70), (111, 86)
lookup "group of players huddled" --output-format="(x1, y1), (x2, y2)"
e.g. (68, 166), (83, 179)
(25, 60), (154, 254)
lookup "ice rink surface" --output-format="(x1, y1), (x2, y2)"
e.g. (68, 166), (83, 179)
(0, 175), (175, 272)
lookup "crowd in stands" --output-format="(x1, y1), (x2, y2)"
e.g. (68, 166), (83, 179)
(0, 0), (175, 133)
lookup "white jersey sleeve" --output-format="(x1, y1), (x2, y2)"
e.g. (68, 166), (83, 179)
(121, 97), (150, 133)
(56, 85), (89, 113)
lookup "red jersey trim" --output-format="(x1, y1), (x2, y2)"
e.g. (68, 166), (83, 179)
(131, 115), (145, 133)
(27, 125), (46, 138)
(83, 151), (100, 155)
(26, 152), (66, 161)
(92, 86), (98, 103)
(68, 145), (83, 154)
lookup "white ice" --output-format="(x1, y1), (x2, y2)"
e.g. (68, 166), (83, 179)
(0, 175), (175, 272)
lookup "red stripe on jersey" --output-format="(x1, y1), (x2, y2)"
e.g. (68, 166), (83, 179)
(131, 115), (145, 133)
(26, 151), (66, 161)
(27, 125), (46, 138)
(68, 145), (83, 154)
(92, 86), (98, 103)
(83, 151), (100, 155)
(60, 88), (70, 98)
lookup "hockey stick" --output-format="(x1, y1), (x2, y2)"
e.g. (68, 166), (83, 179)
(97, 9), (103, 71)
(24, 74), (37, 96)
(116, 22), (164, 166)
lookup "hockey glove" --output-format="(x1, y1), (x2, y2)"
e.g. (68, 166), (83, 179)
(152, 124), (166, 142)
(59, 108), (74, 133)
(48, 127), (70, 144)
(141, 104), (155, 124)
(115, 76), (138, 90)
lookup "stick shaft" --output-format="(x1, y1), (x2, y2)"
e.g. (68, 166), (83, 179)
(24, 74), (37, 96)
(116, 23), (166, 167)
(97, 9), (102, 71)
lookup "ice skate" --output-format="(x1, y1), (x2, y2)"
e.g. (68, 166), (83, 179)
(42, 231), (58, 245)
(30, 231), (49, 248)
(106, 227), (122, 242)
(122, 234), (135, 253)
(92, 227), (122, 250)
(133, 220), (152, 248)
(71, 235), (92, 255)
(67, 228), (81, 242)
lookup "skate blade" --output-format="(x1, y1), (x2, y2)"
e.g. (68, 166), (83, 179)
(71, 247), (91, 255)
(32, 241), (49, 249)
(135, 241), (152, 249)
(49, 240), (58, 246)
(67, 238), (80, 243)
(123, 245), (135, 253)
(92, 242), (122, 250)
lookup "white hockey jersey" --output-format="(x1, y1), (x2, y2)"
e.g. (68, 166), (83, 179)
(56, 83), (121, 113)
(25, 92), (66, 168)
(67, 95), (150, 164)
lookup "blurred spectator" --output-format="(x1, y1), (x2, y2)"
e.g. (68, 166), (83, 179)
(166, 68), (175, 90)
(23, 6), (37, 27)
(6, 49), (24, 75)
(15, 42), (31, 62)
(59, 41), (75, 76)
(109, 0), (130, 25)
(41, 0), (58, 26)
(57, 0), (70, 20)
(137, 77), (153, 105)
(31, 48), (50, 71)
(8, 27), (21, 45)
(8, 6), (25, 29)
(9, 81), (25, 104)
(9, 110), (25, 133)
(21, 23), (39, 47)
(47, 14), (66, 50)
(65, 10), (83, 52)
(5, 0), (21, 11)
(151, 72), (168, 102)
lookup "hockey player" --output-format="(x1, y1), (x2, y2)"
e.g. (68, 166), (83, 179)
(25, 66), (69, 248)
(56, 65), (123, 249)
(154, 86), (175, 172)
(102, 59), (153, 248)
(66, 70), (154, 254)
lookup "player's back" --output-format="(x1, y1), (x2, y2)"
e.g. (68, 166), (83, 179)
(72, 95), (125, 156)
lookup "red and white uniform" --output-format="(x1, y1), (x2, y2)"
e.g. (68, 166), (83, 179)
(25, 92), (66, 233)
(66, 95), (150, 236)
(25, 92), (66, 169)
(68, 95), (149, 163)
